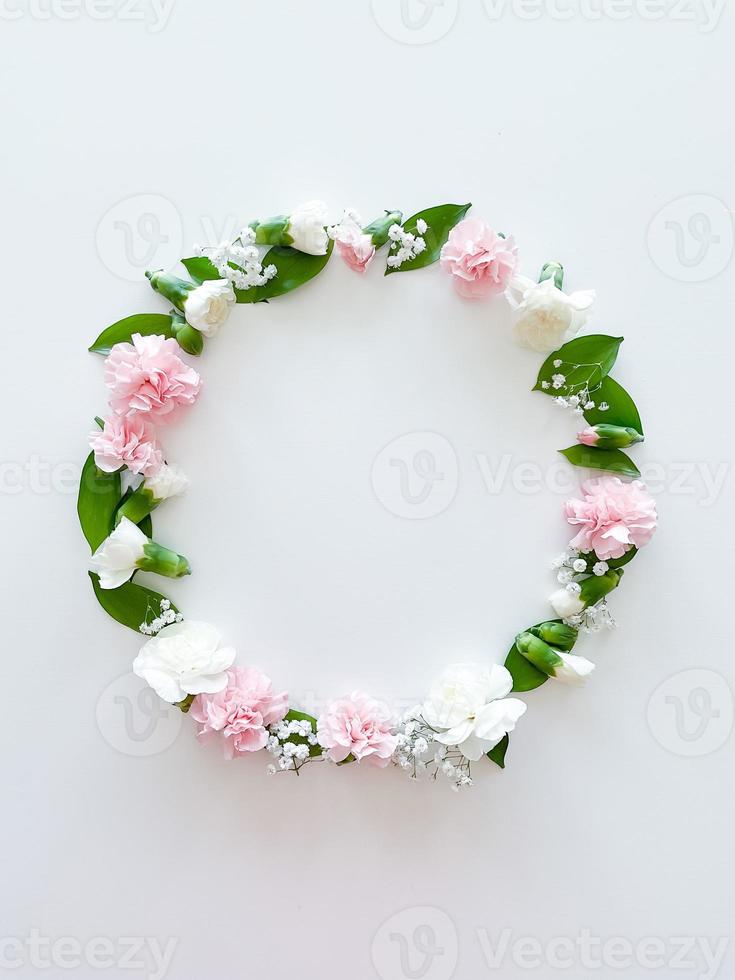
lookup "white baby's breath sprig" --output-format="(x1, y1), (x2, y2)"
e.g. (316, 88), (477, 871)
(386, 221), (428, 268)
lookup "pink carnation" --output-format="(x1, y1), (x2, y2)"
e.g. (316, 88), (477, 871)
(104, 333), (201, 424)
(317, 692), (397, 767)
(335, 225), (375, 273)
(190, 666), (289, 760)
(565, 477), (658, 561)
(440, 217), (518, 299)
(577, 426), (600, 446)
(89, 414), (163, 476)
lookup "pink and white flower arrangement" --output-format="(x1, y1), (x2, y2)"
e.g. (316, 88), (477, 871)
(104, 333), (202, 423)
(565, 477), (658, 561)
(191, 666), (289, 759)
(89, 414), (163, 476)
(440, 218), (518, 299)
(317, 692), (397, 766)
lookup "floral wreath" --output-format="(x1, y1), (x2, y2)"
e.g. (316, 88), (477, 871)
(79, 201), (658, 790)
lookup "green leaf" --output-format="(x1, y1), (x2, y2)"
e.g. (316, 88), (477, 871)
(505, 644), (549, 692)
(77, 453), (121, 551)
(237, 241), (334, 303)
(487, 734), (509, 769)
(384, 203), (472, 275)
(89, 573), (180, 633)
(283, 709), (322, 757)
(607, 546), (638, 570)
(181, 257), (221, 283)
(560, 444), (641, 479)
(88, 314), (175, 355)
(534, 335), (624, 395)
(583, 375), (643, 434)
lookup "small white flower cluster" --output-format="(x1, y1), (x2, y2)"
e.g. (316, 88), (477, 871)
(265, 716), (320, 774)
(193, 228), (277, 291)
(551, 551), (617, 632)
(566, 599), (617, 634)
(386, 219), (428, 269)
(540, 360), (610, 416)
(139, 598), (183, 635)
(393, 712), (473, 791)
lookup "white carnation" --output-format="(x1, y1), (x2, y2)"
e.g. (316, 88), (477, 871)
(88, 517), (147, 590)
(508, 275), (596, 353)
(287, 200), (329, 256)
(144, 463), (189, 502)
(133, 620), (236, 704)
(184, 279), (236, 337)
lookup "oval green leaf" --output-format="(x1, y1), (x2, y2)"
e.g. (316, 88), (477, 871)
(77, 453), (121, 551)
(181, 257), (221, 283)
(88, 314), (175, 355)
(89, 572), (180, 633)
(560, 444), (641, 478)
(534, 335), (624, 395)
(237, 241), (334, 303)
(385, 203), (472, 275)
(583, 375), (643, 434)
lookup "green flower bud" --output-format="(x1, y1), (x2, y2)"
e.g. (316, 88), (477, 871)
(578, 423), (644, 450)
(363, 210), (403, 247)
(515, 632), (564, 677)
(137, 540), (191, 580)
(115, 486), (157, 527)
(249, 215), (292, 247)
(170, 313), (204, 356)
(145, 270), (195, 311)
(539, 261), (564, 290)
(579, 568), (623, 607)
(532, 621), (578, 652)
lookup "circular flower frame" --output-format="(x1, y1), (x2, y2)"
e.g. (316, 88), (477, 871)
(79, 200), (658, 790)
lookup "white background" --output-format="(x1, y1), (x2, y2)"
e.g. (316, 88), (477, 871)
(1, 1), (734, 978)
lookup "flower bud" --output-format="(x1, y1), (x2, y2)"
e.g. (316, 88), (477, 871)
(363, 210), (403, 247)
(579, 568), (623, 606)
(577, 424), (644, 450)
(170, 312), (204, 356)
(539, 261), (564, 290)
(249, 214), (291, 246)
(146, 270), (193, 311)
(532, 621), (578, 651)
(137, 540), (191, 579)
(516, 632), (595, 686)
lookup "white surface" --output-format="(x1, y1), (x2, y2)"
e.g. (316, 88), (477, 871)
(2, 3), (734, 979)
